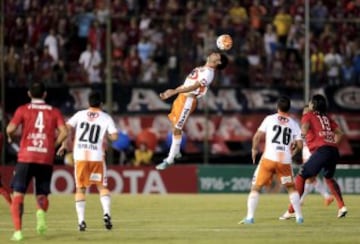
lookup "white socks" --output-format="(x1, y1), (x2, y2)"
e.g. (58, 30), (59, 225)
(246, 191), (259, 219)
(166, 134), (182, 163)
(100, 195), (111, 216)
(75, 200), (86, 224)
(289, 192), (303, 219)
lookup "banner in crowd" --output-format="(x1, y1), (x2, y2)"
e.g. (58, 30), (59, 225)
(5, 85), (360, 114)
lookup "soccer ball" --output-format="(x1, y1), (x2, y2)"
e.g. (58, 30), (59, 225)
(216, 34), (233, 51)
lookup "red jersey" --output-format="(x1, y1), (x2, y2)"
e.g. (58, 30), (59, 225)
(301, 111), (339, 153)
(10, 100), (65, 164)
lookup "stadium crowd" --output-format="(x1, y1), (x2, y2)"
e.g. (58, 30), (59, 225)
(3, 0), (360, 89)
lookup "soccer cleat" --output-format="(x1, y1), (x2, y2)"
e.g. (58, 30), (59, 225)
(155, 160), (173, 170)
(337, 206), (348, 218)
(103, 214), (113, 230)
(279, 210), (296, 220)
(10, 231), (23, 241)
(78, 221), (87, 231)
(324, 196), (334, 207)
(36, 209), (47, 235)
(238, 218), (254, 224)
(296, 217), (304, 224)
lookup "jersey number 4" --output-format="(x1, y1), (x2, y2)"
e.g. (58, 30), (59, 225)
(272, 125), (291, 145)
(35, 111), (45, 133)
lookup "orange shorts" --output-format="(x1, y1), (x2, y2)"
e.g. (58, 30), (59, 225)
(252, 158), (295, 188)
(168, 94), (197, 129)
(74, 160), (107, 188)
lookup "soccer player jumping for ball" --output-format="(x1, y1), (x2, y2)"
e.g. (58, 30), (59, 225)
(156, 50), (228, 170)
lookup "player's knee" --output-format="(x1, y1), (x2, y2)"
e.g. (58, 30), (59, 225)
(99, 187), (110, 196)
(75, 192), (86, 201)
(251, 185), (261, 192)
(173, 128), (182, 136)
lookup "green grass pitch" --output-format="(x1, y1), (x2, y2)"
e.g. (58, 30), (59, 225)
(0, 194), (358, 243)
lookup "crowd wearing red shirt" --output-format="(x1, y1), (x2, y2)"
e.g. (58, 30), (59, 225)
(3, 0), (360, 88)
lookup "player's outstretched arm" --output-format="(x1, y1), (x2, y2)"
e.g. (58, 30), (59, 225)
(159, 82), (201, 100)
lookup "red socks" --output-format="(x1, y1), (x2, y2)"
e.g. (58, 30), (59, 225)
(325, 178), (345, 208)
(36, 195), (49, 211)
(11, 195), (24, 231)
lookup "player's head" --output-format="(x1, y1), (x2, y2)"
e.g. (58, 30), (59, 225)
(28, 81), (46, 99)
(277, 95), (291, 113)
(88, 91), (103, 108)
(206, 50), (228, 70)
(310, 94), (327, 114)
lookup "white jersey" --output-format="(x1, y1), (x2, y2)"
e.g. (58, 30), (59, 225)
(67, 108), (117, 161)
(182, 66), (215, 98)
(258, 113), (301, 164)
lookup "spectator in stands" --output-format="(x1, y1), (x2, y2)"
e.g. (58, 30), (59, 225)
(133, 142), (154, 167)
(228, 0), (248, 33)
(310, 45), (325, 87)
(9, 17), (28, 49)
(137, 35), (155, 64)
(324, 46), (343, 86)
(44, 28), (59, 64)
(286, 15), (304, 65)
(341, 58), (356, 85)
(123, 46), (142, 84)
(273, 7), (292, 47)
(263, 24), (278, 71)
(79, 43), (102, 85)
(249, 0), (267, 33)
(37, 46), (54, 85)
(271, 49), (285, 85)
(75, 6), (95, 51)
(88, 20), (105, 53)
(111, 25), (128, 58)
(311, 0), (328, 36)
(19, 43), (36, 86)
(4, 46), (20, 87)
(95, 0), (110, 26)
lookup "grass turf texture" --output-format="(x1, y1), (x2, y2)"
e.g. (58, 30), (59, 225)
(0, 194), (358, 244)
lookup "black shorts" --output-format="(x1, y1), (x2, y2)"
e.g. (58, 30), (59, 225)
(299, 146), (339, 179)
(11, 163), (53, 195)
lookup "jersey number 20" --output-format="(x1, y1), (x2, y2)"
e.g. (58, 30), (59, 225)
(79, 122), (100, 143)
